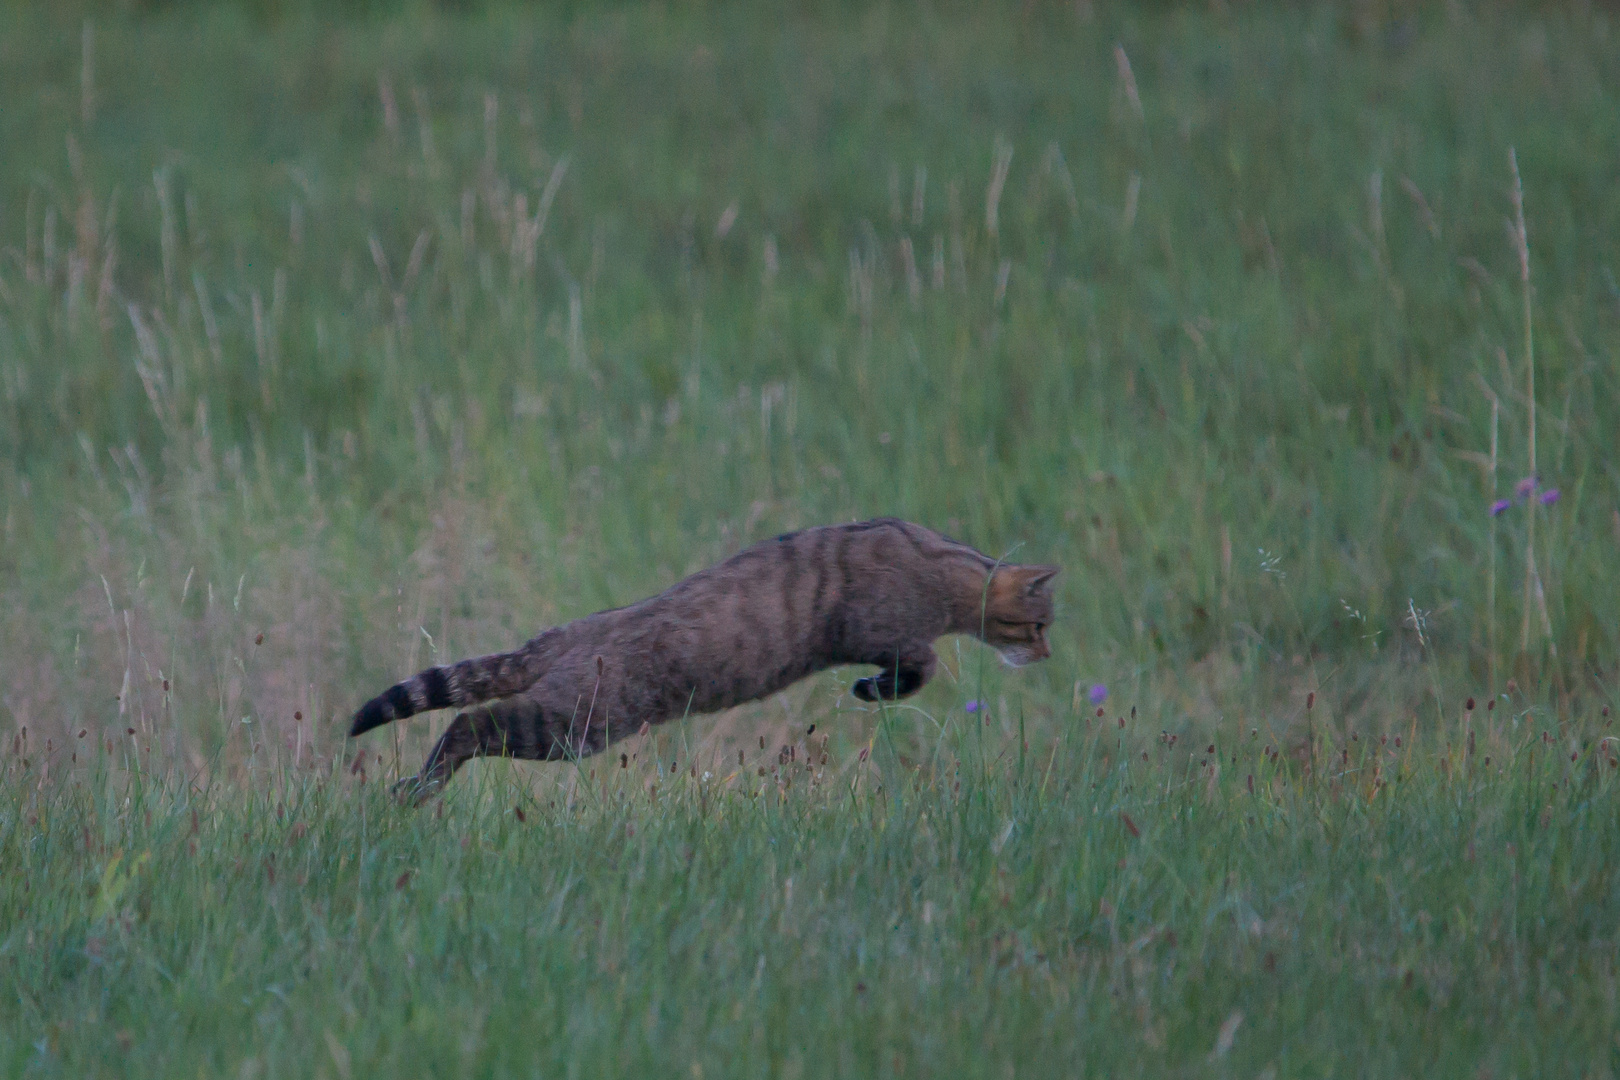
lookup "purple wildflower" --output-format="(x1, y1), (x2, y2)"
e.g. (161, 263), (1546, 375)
(964, 700), (984, 714)
(1088, 684), (1108, 706)
(1490, 498), (1513, 517)
(1539, 488), (1560, 506)
(1515, 476), (1538, 499)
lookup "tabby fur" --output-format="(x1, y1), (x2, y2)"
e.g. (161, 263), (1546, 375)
(350, 518), (1057, 801)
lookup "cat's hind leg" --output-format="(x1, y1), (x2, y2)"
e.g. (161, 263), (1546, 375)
(393, 697), (559, 804)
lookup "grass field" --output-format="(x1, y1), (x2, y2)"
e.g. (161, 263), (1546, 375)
(2, 0), (1619, 1074)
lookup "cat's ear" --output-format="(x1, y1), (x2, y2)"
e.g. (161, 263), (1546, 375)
(1013, 565), (1060, 598)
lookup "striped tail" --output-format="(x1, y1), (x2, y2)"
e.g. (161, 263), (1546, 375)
(349, 638), (548, 738)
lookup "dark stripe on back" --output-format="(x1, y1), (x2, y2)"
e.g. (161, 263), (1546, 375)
(779, 537), (801, 649)
(827, 530), (854, 658)
(893, 521), (934, 559)
(807, 529), (831, 624)
(796, 530), (826, 663)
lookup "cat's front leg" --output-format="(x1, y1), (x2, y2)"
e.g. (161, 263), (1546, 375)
(851, 648), (936, 701)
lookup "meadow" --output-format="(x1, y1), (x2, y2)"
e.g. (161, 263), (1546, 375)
(2, 0), (1619, 1074)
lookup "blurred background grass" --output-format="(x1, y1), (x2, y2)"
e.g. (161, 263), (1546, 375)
(3, 0), (1616, 772)
(4, 1), (1620, 1074)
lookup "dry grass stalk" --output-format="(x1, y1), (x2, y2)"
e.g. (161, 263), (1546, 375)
(1114, 44), (1143, 122)
(1487, 390), (1498, 687)
(985, 138), (1012, 239)
(1508, 148), (1553, 658)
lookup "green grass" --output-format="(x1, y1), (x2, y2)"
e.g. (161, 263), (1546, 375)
(7, 717), (1620, 1077)
(2, 0), (1619, 1073)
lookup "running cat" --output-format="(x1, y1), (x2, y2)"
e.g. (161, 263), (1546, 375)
(350, 518), (1057, 801)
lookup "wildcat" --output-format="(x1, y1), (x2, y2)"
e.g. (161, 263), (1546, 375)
(350, 518), (1057, 801)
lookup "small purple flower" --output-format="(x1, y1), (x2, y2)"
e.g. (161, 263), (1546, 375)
(1515, 476), (1538, 499)
(1088, 684), (1108, 707)
(1539, 488), (1560, 506)
(964, 700), (984, 714)
(1490, 498), (1513, 517)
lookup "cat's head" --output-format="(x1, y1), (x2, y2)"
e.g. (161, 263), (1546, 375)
(982, 564), (1059, 666)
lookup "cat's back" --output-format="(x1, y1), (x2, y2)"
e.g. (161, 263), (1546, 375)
(639, 518), (988, 643)
(575, 520), (985, 636)
(674, 517), (973, 595)
(552, 519), (993, 716)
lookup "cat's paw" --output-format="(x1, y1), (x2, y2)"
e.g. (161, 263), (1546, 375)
(851, 677), (878, 702)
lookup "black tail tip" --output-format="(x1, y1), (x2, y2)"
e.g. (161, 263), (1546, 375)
(349, 698), (391, 738)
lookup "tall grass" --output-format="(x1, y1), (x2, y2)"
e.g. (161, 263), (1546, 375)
(6, 698), (1620, 1076)
(2, 2), (1614, 768)
(2, 0), (1619, 1072)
